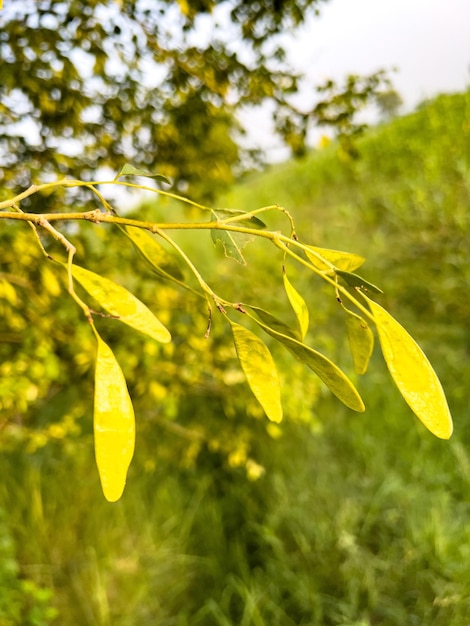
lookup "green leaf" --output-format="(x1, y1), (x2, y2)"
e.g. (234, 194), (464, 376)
(364, 294), (453, 439)
(94, 333), (135, 502)
(70, 264), (171, 343)
(211, 228), (246, 265)
(335, 269), (383, 294)
(210, 210), (259, 265)
(230, 320), (283, 423)
(343, 309), (374, 375)
(247, 311), (365, 413)
(122, 226), (184, 281)
(305, 246), (365, 272)
(115, 163), (171, 184)
(283, 273), (309, 340)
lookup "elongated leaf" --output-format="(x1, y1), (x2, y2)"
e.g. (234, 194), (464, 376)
(335, 270), (383, 294)
(283, 273), (309, 340)
(305, 246), (365, 272)
(247, 311), (365, 412)
(344, 309), (374, 375)
(122, 226), (184, 280)
(364, 294), (453, 439)
(230, 321), (283, 423)
(70, 264), (171, 343)
(115, 163), (171, 184)
(246, 305), (297, 338)
(94, 334), (135, 502)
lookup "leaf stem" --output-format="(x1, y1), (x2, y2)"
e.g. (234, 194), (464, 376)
(0, 178), (211, 212)
(154, 229), (223, 312)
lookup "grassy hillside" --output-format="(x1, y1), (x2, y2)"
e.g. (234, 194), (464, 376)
(221, 89), (470, 416)
(200, 89), (470, 623)
(1, 90), (470, 625)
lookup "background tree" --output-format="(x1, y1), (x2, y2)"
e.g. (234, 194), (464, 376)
(0, 0), (392, 202)
(376, 88), (403, 120)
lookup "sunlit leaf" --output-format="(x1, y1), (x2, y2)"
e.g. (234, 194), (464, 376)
(230, 320), (283, 423)
(69, 264), (171, 343)
(115, 163), (171, 184)
(364, 294), (453, 439)
(246, 305), (297, 338)
(122, 226), (184, 280)
(283, 273), (309, 340)
(305, 246), (365, 272)
(343, 309), (374, 375)
(336, 269), (383, 294)
(247, 311), (365, 412)
(94, 333), (135, 502)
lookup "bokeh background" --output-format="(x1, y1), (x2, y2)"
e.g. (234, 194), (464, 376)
(1, 1), (470, 624)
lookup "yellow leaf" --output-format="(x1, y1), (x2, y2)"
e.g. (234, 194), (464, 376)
(247, 309), (365, 413)
(364, 295), (453, 439)
(344, 310), (374, 375)
(94, 334), (135, 502)
(305, 246), (365, 272)
(283, 273), (309, 340)
(230, 321), (283, 423)
(70, 264), (171, 343)
(122, 226), (183, 280)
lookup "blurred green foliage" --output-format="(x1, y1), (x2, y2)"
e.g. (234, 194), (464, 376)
(0, 508), (58, 625)
(1, 90), (470, 623)
(0, 0), (395, 202)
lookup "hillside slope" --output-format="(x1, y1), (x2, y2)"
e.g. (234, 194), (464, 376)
(220, 90), (470, 422)
(223, 94), (470, 326)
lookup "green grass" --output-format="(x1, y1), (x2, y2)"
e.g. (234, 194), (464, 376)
(1, 89), (470, 625)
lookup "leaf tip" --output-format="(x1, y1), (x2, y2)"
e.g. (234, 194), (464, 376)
(430, 415), (453, 440)
(102, 484), (126, 503)
(267, 406), (283, 424)
(353, 397), (366, 413)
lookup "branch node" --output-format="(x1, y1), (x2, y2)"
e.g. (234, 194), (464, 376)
(89, 309), (120, 320)
(87, 209), (103, 223)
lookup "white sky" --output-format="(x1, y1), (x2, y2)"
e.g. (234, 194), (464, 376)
(241, 0), (470, 160)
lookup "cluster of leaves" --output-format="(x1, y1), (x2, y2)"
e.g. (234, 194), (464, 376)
(0, 0), (397, 203)
(0, 166), (453, 501)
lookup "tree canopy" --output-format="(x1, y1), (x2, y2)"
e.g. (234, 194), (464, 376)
(0, 0), (392, 201)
